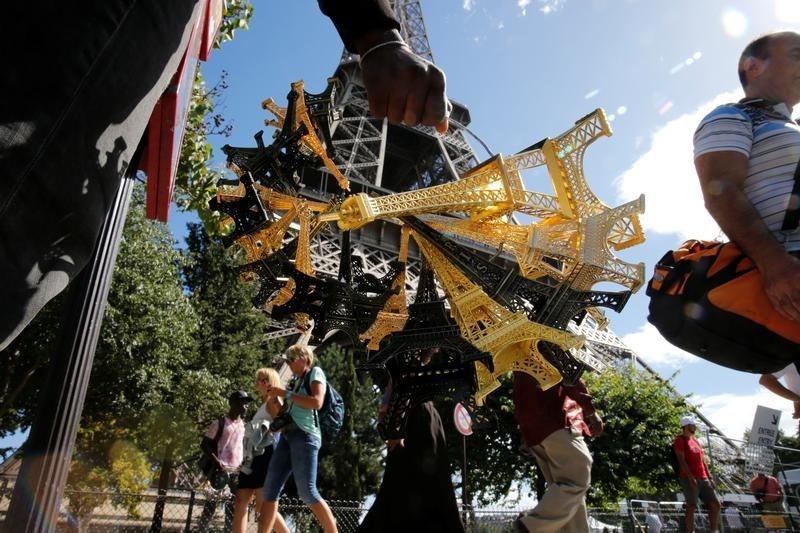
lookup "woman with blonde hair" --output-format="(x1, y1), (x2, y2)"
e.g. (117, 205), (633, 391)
(233, 367), (289, 533)
(259, 344), (338, 533)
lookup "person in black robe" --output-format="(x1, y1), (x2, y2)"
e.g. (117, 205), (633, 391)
(358, 349), (464, 533)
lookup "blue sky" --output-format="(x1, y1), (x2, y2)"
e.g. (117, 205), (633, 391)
(177, 0), (800, 441)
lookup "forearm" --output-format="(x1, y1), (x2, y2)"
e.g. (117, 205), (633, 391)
(703, 183), (787, 270)
(759, 375), (800, 401)
(286, 389), (323, 410)
(317, 0), (400, 53)
(677, 458), (693, 477)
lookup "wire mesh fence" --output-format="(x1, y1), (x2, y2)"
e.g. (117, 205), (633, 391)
(4, 485), (798, 532)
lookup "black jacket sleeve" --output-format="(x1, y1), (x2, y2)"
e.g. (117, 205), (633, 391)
(317, 0), (401, 53)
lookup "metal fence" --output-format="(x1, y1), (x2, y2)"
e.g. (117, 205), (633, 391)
(6, 487), (796, 532)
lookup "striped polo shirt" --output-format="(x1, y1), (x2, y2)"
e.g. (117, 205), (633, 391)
(693, 100), (800, 252)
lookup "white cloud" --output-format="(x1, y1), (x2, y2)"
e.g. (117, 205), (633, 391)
(622, 323), (698, 368)
(615, 90), (742, 240)
(462, 0), (475, 11)
(536, 0), (566, 15)
(694, 390), (797, 442)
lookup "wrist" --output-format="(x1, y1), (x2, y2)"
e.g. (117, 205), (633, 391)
(354, 29), (403, 56)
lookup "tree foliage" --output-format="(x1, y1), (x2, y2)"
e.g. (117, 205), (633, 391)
(444, 376), (534, 507)
(440, 364), (693, 509)
(583, 365), (690, 507)
(315, 344), (384, 502)
(66, 184), (199, 520)
(173, 0), (255, 233)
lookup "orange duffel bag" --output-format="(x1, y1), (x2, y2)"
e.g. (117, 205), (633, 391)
(646, 239), (800, 374)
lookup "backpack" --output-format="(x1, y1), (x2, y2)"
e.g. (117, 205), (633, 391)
(301, 369), (345, 441)
(198, 417), (228, 489)
(669, 436), (688, 477)
(646, 102), (800, 374)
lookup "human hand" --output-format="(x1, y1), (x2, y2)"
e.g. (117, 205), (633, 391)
(359, 32), (450, 133)
(266, 384), (287, 398)
(387, 438), (405, 452)
(587, 412), (604, 437)
(760, 252), (800, 321)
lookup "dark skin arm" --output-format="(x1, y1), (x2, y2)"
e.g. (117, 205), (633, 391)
(695, 150), (800, 320)
(200, 436), (220, 467)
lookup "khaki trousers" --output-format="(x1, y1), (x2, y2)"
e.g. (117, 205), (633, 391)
(519, 427), (593, 533)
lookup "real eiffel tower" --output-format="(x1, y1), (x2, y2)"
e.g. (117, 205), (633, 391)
(257, 0), (755, 493)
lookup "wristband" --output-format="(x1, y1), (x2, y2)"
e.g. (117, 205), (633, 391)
(286, 390), (293, 401)
(359, 40), (409, 66)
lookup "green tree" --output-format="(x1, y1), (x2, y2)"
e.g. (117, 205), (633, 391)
(584, 365), (690, 507)
(441, 364), (692, 509)
(0, 293), (66, 440)
(173, 0), (254, 233)
(315, 344), (383, 502)
(182, 222), (278, 389)
(445, 375), (534, 507)
(66, 184), (200, 522)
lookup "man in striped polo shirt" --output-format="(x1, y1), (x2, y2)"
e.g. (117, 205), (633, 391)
(693, 31), (800, 324)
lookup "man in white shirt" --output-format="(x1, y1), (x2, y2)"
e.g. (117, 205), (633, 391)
(644, 506), (662, 533)
(759, 364), (800, 423)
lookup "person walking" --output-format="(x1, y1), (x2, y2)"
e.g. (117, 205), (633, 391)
(673, 416), (721, 533)
(232, 368), (289, 533)
(512, 372), (604, 533)
(258, 344), (338, 533)
(198, 390), (251, 532)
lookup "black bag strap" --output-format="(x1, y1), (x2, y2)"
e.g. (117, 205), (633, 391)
(736, 99), (800, 231)
(213, 416), (225, 444)
(781, 158), (800, 231)
(301, 369), (322, 429)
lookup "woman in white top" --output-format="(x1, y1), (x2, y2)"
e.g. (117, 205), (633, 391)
(233, 367), (289, 533)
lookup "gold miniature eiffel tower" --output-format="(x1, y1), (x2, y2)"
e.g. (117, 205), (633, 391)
(358, 226), (411, 350)
(411, 231), (584, 405)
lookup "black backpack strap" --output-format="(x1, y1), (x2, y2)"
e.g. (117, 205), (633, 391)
(781, 157), (800, 231)
(302, 369), (322, 429)
(214, 416), (225, 444)
(736, 100), (800, 232)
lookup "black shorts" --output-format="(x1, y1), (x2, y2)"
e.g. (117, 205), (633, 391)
(237, 446), (273, 489)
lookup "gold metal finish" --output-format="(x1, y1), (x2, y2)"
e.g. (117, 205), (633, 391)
(359, 226), (411, 350)
(412, 231), (584, 405)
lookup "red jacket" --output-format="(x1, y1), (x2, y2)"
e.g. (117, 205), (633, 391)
(513, 372), (597, 447)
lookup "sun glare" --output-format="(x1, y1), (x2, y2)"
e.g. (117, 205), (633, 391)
(721, 8), (748, 38)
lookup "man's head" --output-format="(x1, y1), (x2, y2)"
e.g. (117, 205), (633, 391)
(680, 415), (698, 433)
(228, 390), (252, 418)
(738, 31), (800, 106)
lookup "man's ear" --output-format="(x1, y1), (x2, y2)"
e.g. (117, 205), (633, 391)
(743, 56), (768, 82)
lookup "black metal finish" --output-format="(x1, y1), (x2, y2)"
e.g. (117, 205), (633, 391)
(4, 176), (135, 533)
(359, 263), (493, 439)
